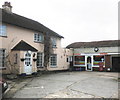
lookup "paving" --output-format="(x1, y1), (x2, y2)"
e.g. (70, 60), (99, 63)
(3, 71), (119, 99)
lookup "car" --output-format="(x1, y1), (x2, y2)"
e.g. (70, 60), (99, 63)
(0, 78), (8, 94)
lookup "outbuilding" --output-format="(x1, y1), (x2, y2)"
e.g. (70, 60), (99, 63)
(67, 40), (120, 72)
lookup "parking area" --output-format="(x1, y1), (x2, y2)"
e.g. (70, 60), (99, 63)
(3, 71), (119, 98)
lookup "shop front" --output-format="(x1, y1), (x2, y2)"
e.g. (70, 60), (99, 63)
(73, 53), (111, 71)
(67, 40), (120, 72)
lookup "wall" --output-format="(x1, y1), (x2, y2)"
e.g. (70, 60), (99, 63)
(0, 23), (44, 74)
(19, 51), (37, 74)
(38, 36), (73, 71)
(47, 48), (73, 71)
(0, 23), (72, 73)
(74, 47), (119, 54)
(1, 23), (44, 53)
(73, 46), (120, 71)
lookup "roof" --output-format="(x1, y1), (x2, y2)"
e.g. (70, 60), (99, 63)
(66, 40), (120, 48)
(12, 40), (38, 51)
(1, 9), (64, 38)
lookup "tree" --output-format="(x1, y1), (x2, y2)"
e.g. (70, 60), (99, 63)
(3, 38), (19, 75)
(44, 32), (53, 71)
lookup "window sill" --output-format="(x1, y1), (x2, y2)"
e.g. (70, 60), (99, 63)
(50, 66), (57, 68)
(0, 67), (6, 70)
(74, 65), (86, 67)
(34, 41), (44, 44)
(93, 66), (105, 67)
(0, 36), (7, 38)
(37, 66), (44, 68)
(52, 47), (57, 49)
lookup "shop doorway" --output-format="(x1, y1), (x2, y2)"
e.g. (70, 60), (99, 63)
(86, 56), (92, 71)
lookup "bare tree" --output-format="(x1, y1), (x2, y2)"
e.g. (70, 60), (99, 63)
(5, 51), (19, 74)
(4, 38), (19, 75)
(44, 32), (53, 71)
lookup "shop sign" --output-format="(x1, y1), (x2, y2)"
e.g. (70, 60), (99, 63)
(100, 53), (108, 55)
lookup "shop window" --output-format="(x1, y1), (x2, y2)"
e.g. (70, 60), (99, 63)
(93, 55), (104, 66)
(74, 56), (85, 66)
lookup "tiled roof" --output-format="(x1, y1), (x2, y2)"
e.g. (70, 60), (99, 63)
(1, 9), (64, 38)
(66, 40), (120, 48)
(11, 40), (38, 51)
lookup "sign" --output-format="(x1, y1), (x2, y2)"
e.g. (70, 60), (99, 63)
(74, 53), (81, 55)
(100, 53), (108, 55)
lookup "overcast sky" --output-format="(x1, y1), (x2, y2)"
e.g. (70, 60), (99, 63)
(0, 0), (119, 47)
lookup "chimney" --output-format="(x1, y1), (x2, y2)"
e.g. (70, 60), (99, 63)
(2, 2), (12, 13)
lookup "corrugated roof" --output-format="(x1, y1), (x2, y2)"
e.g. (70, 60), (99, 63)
(66, 40), (120, 48)
(1, 9), (64, 38)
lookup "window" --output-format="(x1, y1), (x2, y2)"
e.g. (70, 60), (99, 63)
(67, 56), (73, 62)
(37, 53), (43, 67)
(50, 54), (57, 67)
(93, 55), (104, 66)
(51, 38), (57, 48)
(74, 56), (85, 66)
(0, 25), (7, 36)
(0, 49), (6, 68)
(34, 33), (44, 42)
(67, 57), (69, 62)
(69, 56), (73, 62)
(14, 53), (18, 64)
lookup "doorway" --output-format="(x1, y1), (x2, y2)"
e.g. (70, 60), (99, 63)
(112, 57), (120, 72)
(24, 51), (32, 74)
(86, 56), (92, 71)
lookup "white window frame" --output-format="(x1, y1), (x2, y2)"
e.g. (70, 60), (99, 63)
(0, 25), (7, 36)
(50, 54), (57, 67)
(0, 49), (6, 68)
(67, 56), (73, 62)
(51, 37), (57, 48)
(34, 33), (44, 42)
(37, 52), (44, 68)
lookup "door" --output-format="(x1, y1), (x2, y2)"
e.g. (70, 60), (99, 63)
(105, 55), (112, 70)
(86, 56), (92, 71)
(24, 51), (32, 74)
(112, 57), (120, 72)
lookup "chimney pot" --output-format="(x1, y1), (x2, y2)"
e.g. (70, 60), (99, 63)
(2, 2), (12, 13)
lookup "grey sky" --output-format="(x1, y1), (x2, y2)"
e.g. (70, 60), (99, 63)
(0, 0), (119, 47)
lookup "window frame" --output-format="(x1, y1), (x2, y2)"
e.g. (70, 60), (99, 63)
(0, 25), (7, 37)
(34, 33), (44, 43)
(37, 52), (44, 68)
(50, 54), (57, 67)
(74, 56), (85, 66)
(67, 56), (73, 62)
(51, 37), (57, 48)
(93, 55), (105, 66)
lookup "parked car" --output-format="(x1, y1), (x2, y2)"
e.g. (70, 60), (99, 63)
(0, 78), (8, 93)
